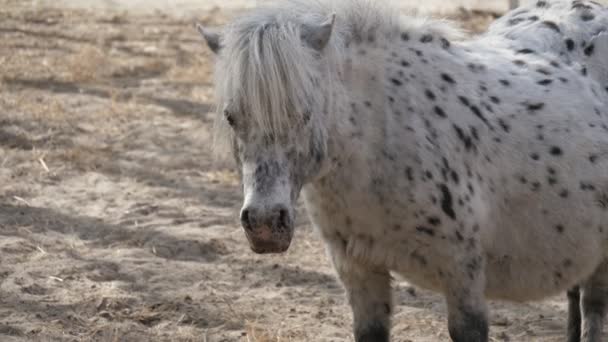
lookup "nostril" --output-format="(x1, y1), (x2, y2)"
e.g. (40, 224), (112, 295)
(278, 208), (290, 228)
(241, 208), (252, 231)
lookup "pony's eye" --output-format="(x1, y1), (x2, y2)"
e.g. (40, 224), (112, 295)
(224, 110), (236, 127)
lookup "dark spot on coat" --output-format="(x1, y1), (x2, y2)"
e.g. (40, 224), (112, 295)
(401, 60), (411, 67)
(516, 48), (535, 54)
(390, 78), (402, 86)
(596, 192), (608, 209)
(550, 146), (563, 156)
(401, 32), (410, 41)
(469, 105), (491, 128)
(572, 2), (593, 10)
(427, 216), (441, 226)
(405, 167), (414, 181)
(425, 89), (436, 100)
(438, 184), (456, 220)
(470, 126), (479, 141)
(537, 79), (553, 86)
(489, 96), (500, 104)
(589, 154), (598, 163)
(498, 119), (510, 133)
(420, 34), (433, 43)
(451, 171), (460, 184)
(555, 224), (564, 233)
(536, 0), (548, 7)
(581, 13), (595, 21)
(453, 124), (473, 151)
(536, 68), (551, 75)
(559, 189), (569, 198)
(541, 20), (561, 33)
(508, 18), (526, 26)
(434, 106), (447, 118)
(526, 102), (545, 112)
(458, 96), (470, 106)
(441, 73), (456, 84)
(499, 79), (511, 86)
(416, 226), (435, 236)
(513, 59), (526, 67)
(584, 44), (595, 56)
(565, 38), (575, 51)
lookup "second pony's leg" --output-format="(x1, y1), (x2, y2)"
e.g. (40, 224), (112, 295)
(567, 286), (581, 342)
(581, 261), (608, 342)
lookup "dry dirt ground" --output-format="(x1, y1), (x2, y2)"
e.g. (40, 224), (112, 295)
(0, 1), (605, 341)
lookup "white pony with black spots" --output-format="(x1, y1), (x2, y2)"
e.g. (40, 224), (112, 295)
(198, 0), (608, 340)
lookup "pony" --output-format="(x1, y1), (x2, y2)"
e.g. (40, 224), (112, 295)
(198, 0), (608, 340)
(489, 0), (608, 90)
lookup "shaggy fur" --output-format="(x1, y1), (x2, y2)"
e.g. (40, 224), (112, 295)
(202, 0), (608, 341)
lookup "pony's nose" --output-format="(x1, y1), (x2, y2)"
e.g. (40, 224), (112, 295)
(240, 205), (291, 231)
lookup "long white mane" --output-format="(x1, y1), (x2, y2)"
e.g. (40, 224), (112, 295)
(212, 0), (464, 153)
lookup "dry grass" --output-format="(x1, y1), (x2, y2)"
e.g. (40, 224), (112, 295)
(66, 46), (109, 83)
(203, 169), (240, 186)
(245, 324), (280, 342)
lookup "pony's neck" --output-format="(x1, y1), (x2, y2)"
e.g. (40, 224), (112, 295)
(324, 25), (473, 171)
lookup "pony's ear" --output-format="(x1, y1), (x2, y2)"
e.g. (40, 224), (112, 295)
(196, 23), (221, 54)
(301, 14), (336, 51)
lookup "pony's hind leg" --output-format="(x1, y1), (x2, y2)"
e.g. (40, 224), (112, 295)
(567, 286), (581, 342)
(581, 261), (608, 342)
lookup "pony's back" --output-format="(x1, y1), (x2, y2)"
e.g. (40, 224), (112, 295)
(485, 0), (608, 88)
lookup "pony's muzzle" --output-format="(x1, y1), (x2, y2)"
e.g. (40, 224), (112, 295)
(240, 204), (294, 254)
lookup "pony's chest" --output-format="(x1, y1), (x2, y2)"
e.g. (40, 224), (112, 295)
(302, 181), (446, 268)
(303, 177), (414, 231)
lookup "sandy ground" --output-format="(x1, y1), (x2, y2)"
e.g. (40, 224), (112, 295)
(33, 0), (520, 16)
(1, 0), (607, 341)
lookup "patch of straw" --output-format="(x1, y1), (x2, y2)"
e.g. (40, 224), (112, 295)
(66, 46), (108, 83)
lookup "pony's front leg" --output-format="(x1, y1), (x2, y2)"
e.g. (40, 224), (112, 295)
(344, 264), (392, 342)
(444, 255), (489, 342)
(328, 241), (392, 342)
